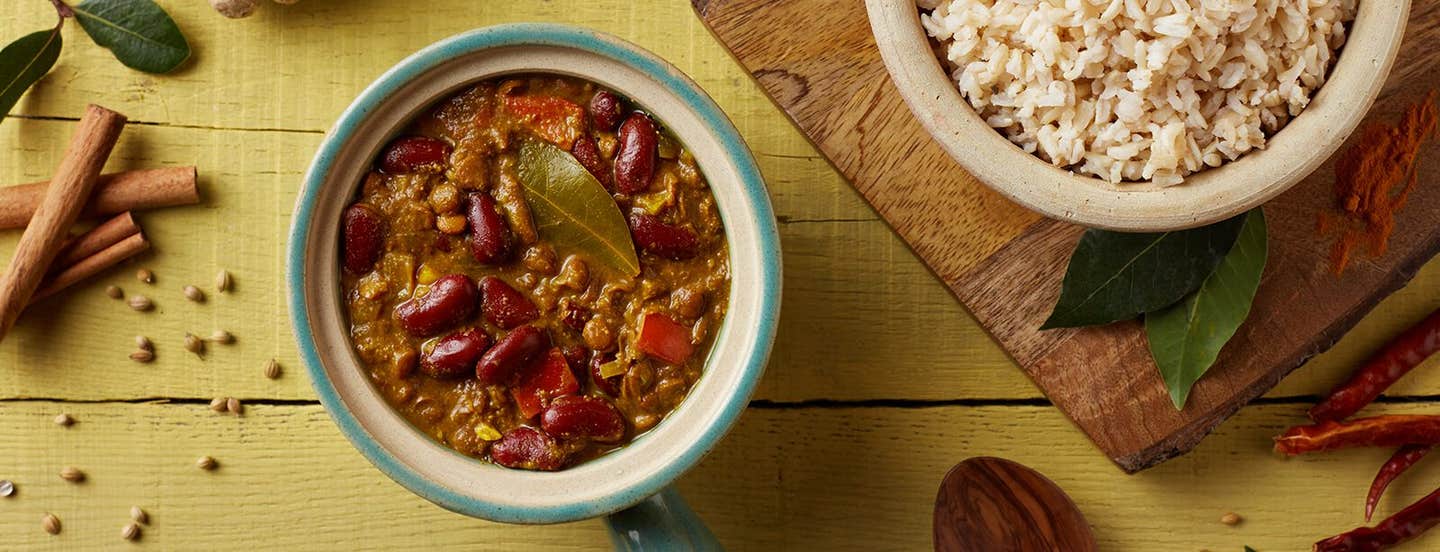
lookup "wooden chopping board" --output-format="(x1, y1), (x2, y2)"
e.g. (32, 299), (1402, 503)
(694, 0), (1440, 472)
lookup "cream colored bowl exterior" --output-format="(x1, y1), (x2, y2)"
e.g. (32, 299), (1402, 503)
(867, 0), (1409, 231)
(290, 26), (779, 524)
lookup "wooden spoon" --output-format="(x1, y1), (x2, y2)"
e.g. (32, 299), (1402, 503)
(934, 457), (1096, 552)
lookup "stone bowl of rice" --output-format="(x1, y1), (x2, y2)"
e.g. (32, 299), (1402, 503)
(867, 0), (1408, 231)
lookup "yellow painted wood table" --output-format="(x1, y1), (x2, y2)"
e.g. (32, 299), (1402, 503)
(3, 1), (1440, 550)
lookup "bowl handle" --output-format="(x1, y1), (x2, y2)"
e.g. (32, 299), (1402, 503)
(604, 486), (722, 551)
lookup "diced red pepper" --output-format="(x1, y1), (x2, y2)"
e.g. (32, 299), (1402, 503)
(636, 312), (694, 365)
(503, 95), (585, 150)
(511, 348), (580, 419)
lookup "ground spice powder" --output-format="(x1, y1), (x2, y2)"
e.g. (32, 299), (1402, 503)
(1323, 91), (1439, 274)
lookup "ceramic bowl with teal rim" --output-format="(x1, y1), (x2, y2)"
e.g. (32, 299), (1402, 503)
(287, 24), (780, 549)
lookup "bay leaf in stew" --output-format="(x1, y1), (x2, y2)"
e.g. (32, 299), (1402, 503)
(1146, 209), (1267, 409)
(516, 139), (641, 277)
(1041, 213), (1247, 329)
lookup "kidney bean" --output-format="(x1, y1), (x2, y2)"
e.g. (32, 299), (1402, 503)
(570, 136), (610, 189)
(562, 303), (590, 332)
(627, 213), (699, 260)
(613, 113), (657, 194)
(480, 276), (539, 329)
(541, 396), (625, 443)
(476, 325), (550, 385)
(490, 427), (566, 471)
(560, 345), (587, 369)
(394, 274), (479, 337)
(379, 136), (451, 174)
(420, 330), (490, 379)
(589, 90), (623, 131)
(466, 193), (513, 265)
(589, 352), (621, 397)
(342, 203), (385, 274)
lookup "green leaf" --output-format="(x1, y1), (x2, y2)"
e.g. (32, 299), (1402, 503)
(0, 26), (63, 124)
(1042, 214), (1247, 329)
(1244, 547), (1258, 552)
(1146, 209), (1268, 409)
(515, 140), (640, 277)
(71, 0), (190, 74)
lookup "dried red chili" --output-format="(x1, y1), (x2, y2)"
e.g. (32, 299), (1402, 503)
(1367, 445), (1433, 522)
(1274, 415), (1440, 456)
(1310, 308), (1440, 423)
(1315, 484), (1440, 552)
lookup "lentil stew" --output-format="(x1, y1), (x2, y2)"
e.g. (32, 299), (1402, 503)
(340, 74), (729, 471)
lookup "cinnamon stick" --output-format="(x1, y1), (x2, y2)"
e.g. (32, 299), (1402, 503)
(0, 105), (127, 341)
(0, 166), (197, 230)
(53, 212), (141, 269)
(31, 233), (149, 303)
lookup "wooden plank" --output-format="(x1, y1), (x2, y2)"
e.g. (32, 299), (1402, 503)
(4, 399), (1440, 550)
(695, 0), (1440, 471)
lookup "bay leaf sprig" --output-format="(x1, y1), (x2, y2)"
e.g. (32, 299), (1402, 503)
(1041, 213), (1247, 329)
(1146, 210), (1268, 408)
(0, 0), (190, 123)
(1041, 208), (1267, 410)
(515, 140), (641, 277)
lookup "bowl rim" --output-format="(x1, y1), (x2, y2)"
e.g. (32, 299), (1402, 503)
(866, 0), (1409, 231)
(286, 23), (781, 524)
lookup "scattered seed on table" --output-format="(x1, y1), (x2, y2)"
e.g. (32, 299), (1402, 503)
(136, 269), (155, 284)
(0, 480), (14, 497)
(127, 295), (153, 312)
(183, 285), (205, 303)
(210, 330), (234, 344)
(216, 269), (232, 292)
(129, 350), (155, 363)
(42, 513), (60, 535)
(135, 335), (153, 351)
(264, 359), (282, 379)
(227, 397), (243, 415)
(184, 333), (205, 356)
(130, 505), (148, 525)
(209, 397), (227, 412)
(1220, 512), (1242, 526)
(59, 466), (85, 483)
(54, 413), (74, 427)
(105, 285), (124, 299)
(121, 522), (141, 541)
(196, 456), (218, 470)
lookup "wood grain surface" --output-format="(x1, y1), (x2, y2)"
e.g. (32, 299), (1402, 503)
(934, 457), (1096, 552)
(695, 0), (1440, 471)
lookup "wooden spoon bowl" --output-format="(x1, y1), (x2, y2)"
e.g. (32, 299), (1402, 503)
(934, 457), (1096, 552)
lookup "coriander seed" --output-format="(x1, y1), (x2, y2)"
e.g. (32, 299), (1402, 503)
(54, 413), (74, 427)
(183, 285), (205, 303)
(216, 269), (232, 292)
(0, 479), (14, 497)
(130, 505), (148, 525)
(129, 350), (155, 363)
(121, 522), (141, 541)
(127, 295), (153, 311)
(1220, 512), (1242, 526)
(226, 397), (243, 415)
(184, 333), (204, 356)
(209, 397), (227, 412)
(135, 335), (153, 351)
(42, 513), (60, 535)
(210, 330), (234, 344)
(105, 285), (124, 299)
(136, 268), (154, 284)
(59, 466), (85, 483)
(264, 359), (282, 379)
(196, 455), (218, 470)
